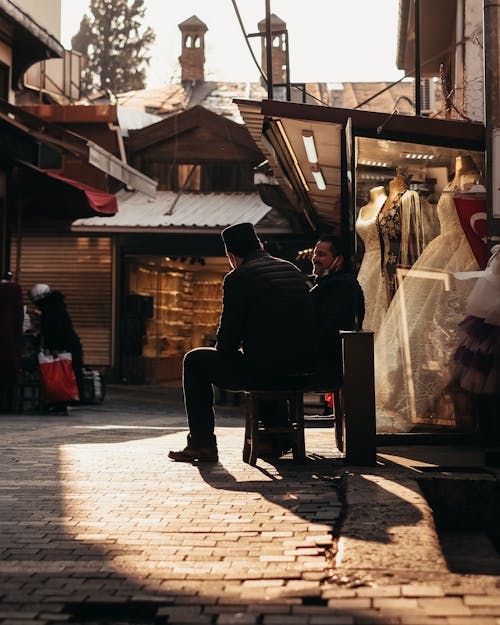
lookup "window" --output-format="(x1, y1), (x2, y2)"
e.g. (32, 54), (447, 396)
(144, 162), (255, 192)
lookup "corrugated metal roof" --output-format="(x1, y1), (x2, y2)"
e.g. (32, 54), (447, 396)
(72, 190), (280, 233)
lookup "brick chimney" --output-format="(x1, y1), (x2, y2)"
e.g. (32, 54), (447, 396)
(257, 14), (287, 88)
(178, 15), (208, 83)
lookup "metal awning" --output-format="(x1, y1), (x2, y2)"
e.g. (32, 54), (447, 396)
(0, 100), (157, 197)
(72, 190), (292, 234)
(234, 98), (486, 232)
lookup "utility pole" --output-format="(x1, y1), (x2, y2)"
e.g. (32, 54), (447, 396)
(265, 0), (273, 99)
(414, 0), (421, 115)
(483, 0), (500, 467)
(484, 0), (500, 243)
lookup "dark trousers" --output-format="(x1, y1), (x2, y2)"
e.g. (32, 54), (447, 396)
(183, 347), (309, 448)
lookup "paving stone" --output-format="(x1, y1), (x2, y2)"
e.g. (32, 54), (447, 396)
(0, 389), (498, 625)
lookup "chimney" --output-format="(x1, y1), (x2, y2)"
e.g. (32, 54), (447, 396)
(257, 14), (287, 88)
(178, 15), (208, 83)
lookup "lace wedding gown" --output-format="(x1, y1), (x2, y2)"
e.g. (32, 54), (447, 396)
(355, 210), (388, 333)
(374, 185), (479, 432)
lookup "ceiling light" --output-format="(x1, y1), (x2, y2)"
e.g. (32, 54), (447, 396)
(311, 166), (326, 191)
(401, 152), (435, 160)
(302, 130), (318, 164)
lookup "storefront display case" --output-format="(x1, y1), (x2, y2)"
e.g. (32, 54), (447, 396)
(124, 256), (228, 383)
(354, 137), (487, 433)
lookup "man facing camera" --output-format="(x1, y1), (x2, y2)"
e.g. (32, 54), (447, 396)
(309, 235), (365, 391)
(169, 222), (315, 463)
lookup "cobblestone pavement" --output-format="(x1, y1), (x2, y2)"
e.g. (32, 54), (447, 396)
(1, 385), (500, 624)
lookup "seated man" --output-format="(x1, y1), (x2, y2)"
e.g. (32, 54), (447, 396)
(169, 223), (316, 463)
(309, 235), (365, 391)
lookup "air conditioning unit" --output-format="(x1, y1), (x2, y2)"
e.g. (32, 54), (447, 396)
(420, 78), (436, 114)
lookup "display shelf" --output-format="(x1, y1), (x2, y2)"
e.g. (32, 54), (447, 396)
(128, 260), (226, 361)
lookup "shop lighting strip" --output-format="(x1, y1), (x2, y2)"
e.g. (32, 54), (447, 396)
(275, 119), (310, 192)
(302, 130), (318, 164)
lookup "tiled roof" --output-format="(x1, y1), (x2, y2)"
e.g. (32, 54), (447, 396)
(116, 81), (268, 124)
(72, 190), (292, 233)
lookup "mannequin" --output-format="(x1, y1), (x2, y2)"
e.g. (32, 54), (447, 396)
(451, 155), (487, 269)
(355, 186), (388, 333)
(374, 154), (482, 431)
(377, 174), (425, 300)
(450, 154), (482, 191)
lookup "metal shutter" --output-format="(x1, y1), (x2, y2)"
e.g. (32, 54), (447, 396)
(11, 236), (112, 367)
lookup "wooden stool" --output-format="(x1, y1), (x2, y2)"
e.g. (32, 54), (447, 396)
(243, 390), (306, 466)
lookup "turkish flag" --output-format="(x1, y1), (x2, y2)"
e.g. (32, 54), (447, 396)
(453, 197), (488, 269)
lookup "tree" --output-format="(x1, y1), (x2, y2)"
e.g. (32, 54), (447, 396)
(71, 0), (155, 97)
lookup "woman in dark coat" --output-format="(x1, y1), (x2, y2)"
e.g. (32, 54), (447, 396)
(29, 284), (84, 414)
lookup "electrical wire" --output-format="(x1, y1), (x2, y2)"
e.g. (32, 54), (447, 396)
(230, 0), (332, 106)
(229, 0), (268, 86)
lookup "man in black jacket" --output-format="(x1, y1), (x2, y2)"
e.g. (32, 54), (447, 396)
(309, 235), (365, 390)
(169, 223), (315, 463)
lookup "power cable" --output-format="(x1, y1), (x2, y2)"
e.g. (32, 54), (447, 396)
(229, 0), (268, 85)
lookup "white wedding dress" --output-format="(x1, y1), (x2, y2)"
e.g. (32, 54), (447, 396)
(374, 184), (480, 432)
(355, 209), (389, 334)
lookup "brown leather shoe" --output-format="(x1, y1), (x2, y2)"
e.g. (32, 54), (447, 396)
(168, 445), (219, 463)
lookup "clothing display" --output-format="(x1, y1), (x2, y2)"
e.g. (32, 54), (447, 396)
(454, 245), (500, 395)
(355, 186), (388, 333)
(374, 180), (480, 431)
(377, 175), (426, 301)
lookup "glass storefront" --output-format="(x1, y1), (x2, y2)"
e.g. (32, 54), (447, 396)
(122, 255), (229, 383)
(354, 137), (487, 433)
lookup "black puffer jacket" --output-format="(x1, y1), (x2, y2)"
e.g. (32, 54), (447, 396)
(216, 250), (315, 376)
(309, 270), (365, 388)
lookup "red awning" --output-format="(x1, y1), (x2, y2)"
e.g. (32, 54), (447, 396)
(45, 171), (118, 215)
(12, 162), (118, 220)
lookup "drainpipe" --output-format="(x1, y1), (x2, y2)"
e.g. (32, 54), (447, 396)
(108, 122), (127, 164)
(108, 121), (133, 191)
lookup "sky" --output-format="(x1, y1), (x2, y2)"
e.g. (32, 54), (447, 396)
(60, 0), (405, 88)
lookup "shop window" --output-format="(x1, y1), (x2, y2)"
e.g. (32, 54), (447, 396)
(144, 161), (255, 192)
(178, 164), (201, 190)
(202, 162), (255, 192)
(354, 137), (486, 434)
(123, 256), (228, 383)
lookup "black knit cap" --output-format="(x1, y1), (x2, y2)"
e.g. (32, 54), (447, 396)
(221, 222), (261, 257)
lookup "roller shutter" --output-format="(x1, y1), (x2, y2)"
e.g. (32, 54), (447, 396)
(11, 236), (112, 367)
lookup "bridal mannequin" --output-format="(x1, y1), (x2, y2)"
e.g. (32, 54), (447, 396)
(355, 186), (388, 333)
(450, 154), (482, 191)
(377, 174), (425, 300)
(374, 154), (482, 432)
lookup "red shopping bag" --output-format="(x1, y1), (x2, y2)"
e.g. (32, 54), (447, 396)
(38, 351), (79, 402)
